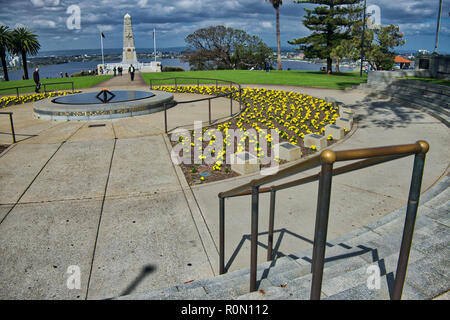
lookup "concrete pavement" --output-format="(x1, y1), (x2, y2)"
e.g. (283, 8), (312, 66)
(0, 77), (448, 299)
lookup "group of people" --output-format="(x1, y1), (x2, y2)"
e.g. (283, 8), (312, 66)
(112, 64), (136, 81)
(31, 63), (137, 94)
(112, 66), (124, 76)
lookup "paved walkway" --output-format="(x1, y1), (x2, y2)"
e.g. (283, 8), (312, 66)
(93, 71), (147, 88)
(0, 79), (448, 299)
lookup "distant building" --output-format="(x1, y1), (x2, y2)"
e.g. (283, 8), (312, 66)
(415, 53), (450, 79)
(394, 56), (413, 70)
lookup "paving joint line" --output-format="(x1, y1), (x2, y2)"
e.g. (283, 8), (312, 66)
(0, 142), (17, 159)
(0, 141), (65, 225)
(85, 138), (117, 300)
(0, 122), (85, 225)
(162, 133), (217, 277)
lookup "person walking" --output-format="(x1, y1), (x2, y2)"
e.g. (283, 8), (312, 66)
(33, 68), (40, 93)
(118, 66), (122, 76)
(129, 64), (135, 81)
(113, 66), (117, 76)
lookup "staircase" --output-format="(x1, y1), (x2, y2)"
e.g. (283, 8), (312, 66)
(115, 173), (449, 300)
(358, 79), (450, 127)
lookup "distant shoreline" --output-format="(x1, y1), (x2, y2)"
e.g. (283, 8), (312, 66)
(1, 58), (356, 81)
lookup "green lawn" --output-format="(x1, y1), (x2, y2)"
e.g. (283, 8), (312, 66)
(402, 77), (450, 87)
(0, 75), (113, 95)
(142, 70), (367, 90)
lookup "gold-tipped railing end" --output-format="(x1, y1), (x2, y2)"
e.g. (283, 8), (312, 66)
(416, 140), (429, 154)
(320, 149), (336, 164)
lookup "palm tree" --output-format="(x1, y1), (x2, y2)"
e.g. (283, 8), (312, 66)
(11, 27), (40, 80)
(267, 0), (283, 70)
(0, 25), (13, 81)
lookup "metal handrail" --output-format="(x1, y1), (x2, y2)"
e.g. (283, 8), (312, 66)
(0, 81), (74, 97)
(150, 77), (243, 133)
(149, 76), (241, 90)
(218, 141), (429, 300)
(0, 111), (16, 143)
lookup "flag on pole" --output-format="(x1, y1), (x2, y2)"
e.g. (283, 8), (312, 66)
(101, 32), (105, 38)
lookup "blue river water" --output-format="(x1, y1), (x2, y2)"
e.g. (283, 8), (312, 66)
(2, 58), (354, 81)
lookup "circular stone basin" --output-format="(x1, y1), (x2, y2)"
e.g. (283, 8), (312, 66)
(33, 90), (174, 121)
(52, 90), (155, 105)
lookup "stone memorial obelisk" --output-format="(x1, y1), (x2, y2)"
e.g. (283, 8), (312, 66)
(121, 13), (138, 65)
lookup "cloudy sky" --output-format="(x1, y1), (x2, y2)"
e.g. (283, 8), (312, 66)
(0, 0), (449, 53)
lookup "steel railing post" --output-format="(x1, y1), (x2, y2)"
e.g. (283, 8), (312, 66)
(267, 189), (276, 261)
(250, 185), (260, 292)
(164, 103), (168, 133)
(219, 196), (225, 274)
(310, 151), (335, 300)
(208, 99), (212, 125)
(392, 142), (428, 300)
(9, 113), (16, 144)
(239, 85), (242, 111)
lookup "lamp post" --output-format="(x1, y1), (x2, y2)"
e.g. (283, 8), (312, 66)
(433, 0), (443, 54)
(360, 0), (367, 77)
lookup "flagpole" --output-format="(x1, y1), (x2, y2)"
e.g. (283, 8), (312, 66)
(153, 28), (156, 62)
(434, 0), (443, 53)
(360, 0), (367, 77)
(100, 32), (105, 66)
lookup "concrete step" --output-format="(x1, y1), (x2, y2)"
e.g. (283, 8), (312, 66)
(390, 98), (450, 127)
(385, 88), (450, 105)
(393, 80), (450, 96)
(391, 96), (450, 118)
(384, 87), (450, 106)
(379, 91), (450, 114)
(115, 175), (449, 300)
(237, 201), (450, 300)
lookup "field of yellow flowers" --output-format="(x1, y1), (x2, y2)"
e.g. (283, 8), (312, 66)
(158, 85), (344, 185)
(0, 91), (81, 109)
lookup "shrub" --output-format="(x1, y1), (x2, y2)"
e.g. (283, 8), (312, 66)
(162, 66), (185, 72)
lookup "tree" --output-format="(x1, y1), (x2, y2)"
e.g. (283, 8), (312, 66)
(267, 0), (283, 70)
(10, 27), (40, 80)
(289, 0), (363, 73)
(334, 16), (405, 71)
(368, 25), (405, 70)
(184, 26), (272, 70)
(0, 25), (13, 81)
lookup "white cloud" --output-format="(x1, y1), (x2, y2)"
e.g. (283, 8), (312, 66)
(261, 21), (272, 29)
(137, 0), (148, 8)
(33, 20), (56, 28)
(30, 0), (60, 7)
(97, 25), (113, 32)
